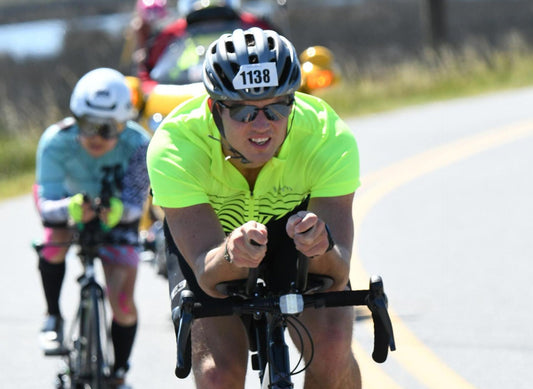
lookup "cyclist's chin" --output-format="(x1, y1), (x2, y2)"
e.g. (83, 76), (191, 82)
(86, 147), (112, 158)
(81, 138), (117, 157)
(242, 151), (276, 167)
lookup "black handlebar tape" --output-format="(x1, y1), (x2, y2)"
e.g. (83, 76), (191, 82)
(368, 275), (395, 363)
(191, 290), (371, 319)
(371, 306), (389, 363)
(175, 328), (192, 378)
(173, 292), (194, 378)
(309, 290), (369, 308)
(191, 299), (241, 318)
(296, 253), (309, 292)
(246, 267), (259, 296)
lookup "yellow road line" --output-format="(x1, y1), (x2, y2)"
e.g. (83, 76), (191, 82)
(352, 339), (404, 389)
(350, 119), (533, 388)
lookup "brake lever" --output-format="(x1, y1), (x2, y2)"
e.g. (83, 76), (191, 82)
(173, 290), (195, 378)
(367, 275), (396, 362)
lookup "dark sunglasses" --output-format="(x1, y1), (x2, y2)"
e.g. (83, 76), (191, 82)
(217, 97), (294, 123)
(78, 116), (120, 139)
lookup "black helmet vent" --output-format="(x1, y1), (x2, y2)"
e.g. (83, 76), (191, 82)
(245, 32), (255, 47)
(280, 58), (292, 85)
(267, 36), (275, 50)
(230, 62), (240, 75)
(214, 63), (234, 91)
(225, 41), (235, 53)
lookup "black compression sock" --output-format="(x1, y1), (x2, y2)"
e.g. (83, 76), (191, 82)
(38, 258), (65, 316)
(111, 320), (138, 372)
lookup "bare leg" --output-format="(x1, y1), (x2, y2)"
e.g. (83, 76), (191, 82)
(191, 315), (250, 389)
(103, 263), (138, 372)
(289, 305), (361, 389)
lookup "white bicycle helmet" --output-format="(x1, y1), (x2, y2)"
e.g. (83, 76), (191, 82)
(203, 27), (301, 101)
(69, 68), (135, 123)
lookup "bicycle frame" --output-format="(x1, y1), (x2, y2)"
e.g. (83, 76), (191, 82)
(260, 313), (292, 388)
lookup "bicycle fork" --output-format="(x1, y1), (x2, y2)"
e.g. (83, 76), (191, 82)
(254, 314), (293, 389)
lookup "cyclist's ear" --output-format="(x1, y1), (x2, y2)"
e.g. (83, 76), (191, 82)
(208, 98), (223, 117)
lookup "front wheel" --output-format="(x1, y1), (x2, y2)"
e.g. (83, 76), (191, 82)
(72, 284), (111, 388)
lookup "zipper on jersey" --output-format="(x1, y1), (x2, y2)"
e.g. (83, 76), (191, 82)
(248, 190), (255, 221)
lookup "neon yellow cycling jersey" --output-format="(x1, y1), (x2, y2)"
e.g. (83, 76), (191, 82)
(147, 92), (360, 232)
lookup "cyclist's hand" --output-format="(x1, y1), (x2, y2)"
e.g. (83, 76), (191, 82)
(286, 211), (329, 258)
(99, 197), (124, 230)
(68, 193), (96, 225)
(225, 221), (267, 268)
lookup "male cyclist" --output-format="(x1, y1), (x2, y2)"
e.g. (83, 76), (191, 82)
(147, 28), (361, 388)
(34, 68), (150, 387)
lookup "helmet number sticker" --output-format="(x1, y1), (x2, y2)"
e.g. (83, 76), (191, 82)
(232, 63), (278, 90)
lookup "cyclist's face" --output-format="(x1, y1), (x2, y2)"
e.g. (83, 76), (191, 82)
(218, 96), (293, 168)
(78, 121), (125, 157)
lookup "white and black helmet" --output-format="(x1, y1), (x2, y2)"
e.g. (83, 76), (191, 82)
(203, 28), (301, 101)
(69, 68), (135, 122)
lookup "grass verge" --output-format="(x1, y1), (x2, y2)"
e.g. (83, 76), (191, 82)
(316, 41), (533, 117)
(0, 171), (35, 200)
(0, 134), (38, 200)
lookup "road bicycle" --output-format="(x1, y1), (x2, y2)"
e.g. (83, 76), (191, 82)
(170, 253), (396, 388)
(34, 216), (129, 388)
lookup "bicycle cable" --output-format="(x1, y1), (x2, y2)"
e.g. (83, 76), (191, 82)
(286, 315), (314, 376)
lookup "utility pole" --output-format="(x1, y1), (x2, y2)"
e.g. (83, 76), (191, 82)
(426, 0), (447, 48)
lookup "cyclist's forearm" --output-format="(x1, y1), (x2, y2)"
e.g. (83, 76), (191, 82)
(194, 243), (249, 298)
(309, 245), (352, 291)
(38, 197), (71, 223)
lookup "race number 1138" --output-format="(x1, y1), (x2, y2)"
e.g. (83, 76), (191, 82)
(232, 63), (279, 90)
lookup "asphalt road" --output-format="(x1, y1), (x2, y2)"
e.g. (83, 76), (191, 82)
(2, 86), (533, 388)
(347, 86), (533, 389)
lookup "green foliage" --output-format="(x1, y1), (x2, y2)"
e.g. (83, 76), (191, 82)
(0, 134), (37, 177)
(317, 36), (533, 116)
(0, 134), (38, 200)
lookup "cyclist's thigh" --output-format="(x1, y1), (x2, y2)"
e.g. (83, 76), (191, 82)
(289, 304), (355, 360)
(41, 227), (73, 262)
(191, 315), (249, 387)
(102, 261), (138, 324)
(291, 305), (360, 389)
